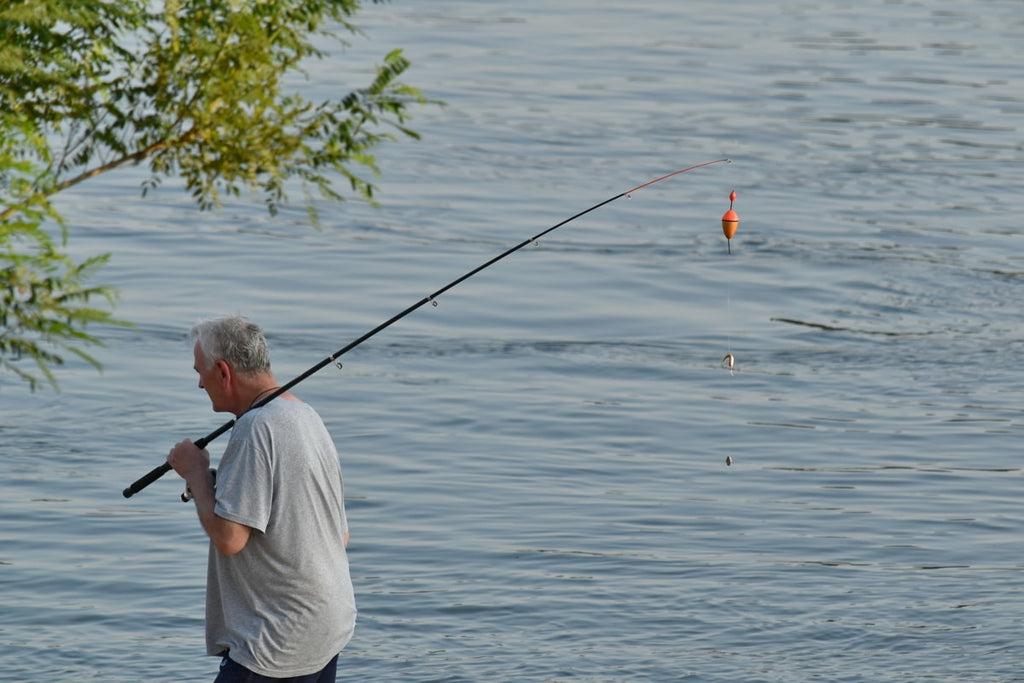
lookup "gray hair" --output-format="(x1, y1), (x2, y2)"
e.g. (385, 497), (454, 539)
(190, 315), (271, 377)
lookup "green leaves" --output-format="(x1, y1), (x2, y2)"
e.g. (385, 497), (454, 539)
(1, 0), (435, 389)
(138, 1), (435, 215)
(1, 219), (126, 392)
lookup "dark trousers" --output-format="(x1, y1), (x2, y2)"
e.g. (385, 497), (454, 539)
(214, 653), (338, 683)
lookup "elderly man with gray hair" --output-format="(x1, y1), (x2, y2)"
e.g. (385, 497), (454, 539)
(168, 315), (356, 683)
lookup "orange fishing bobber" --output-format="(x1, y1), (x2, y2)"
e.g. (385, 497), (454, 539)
(721, 190), (739, 254)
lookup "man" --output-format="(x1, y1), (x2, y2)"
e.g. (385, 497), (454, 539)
(168, 315), (356, 683)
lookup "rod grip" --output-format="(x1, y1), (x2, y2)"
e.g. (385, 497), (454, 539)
(122, 462), (172, 498)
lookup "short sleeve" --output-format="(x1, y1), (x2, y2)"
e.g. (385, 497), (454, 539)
(214, 412), (274, 532)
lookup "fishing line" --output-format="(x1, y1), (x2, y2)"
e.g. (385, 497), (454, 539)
(122, 158), (731, 500)
(725, 282), (734, 373)
(720, 190), (739, 375)
(728, 282), (733, 352)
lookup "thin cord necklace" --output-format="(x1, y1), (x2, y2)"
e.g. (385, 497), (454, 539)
(249, 386), (280, 409)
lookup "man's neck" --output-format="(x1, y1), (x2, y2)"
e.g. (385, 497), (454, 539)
(233, 376), (280, 417)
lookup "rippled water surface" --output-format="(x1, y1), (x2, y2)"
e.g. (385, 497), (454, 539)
(2, 1), (1023, 681)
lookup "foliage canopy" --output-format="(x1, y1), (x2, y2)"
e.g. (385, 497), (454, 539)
(1, 0), (431, 390)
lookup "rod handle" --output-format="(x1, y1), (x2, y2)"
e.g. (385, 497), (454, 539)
(122, 462), (172, 498)
(122, 435), (213, 499)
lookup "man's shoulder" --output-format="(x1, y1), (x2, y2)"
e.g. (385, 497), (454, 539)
(243, 398), (314, 423)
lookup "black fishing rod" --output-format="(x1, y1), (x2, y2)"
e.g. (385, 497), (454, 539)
(122, 158), (730, 499)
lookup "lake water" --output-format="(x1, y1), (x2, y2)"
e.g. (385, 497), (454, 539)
(3, 1), (1023, 680)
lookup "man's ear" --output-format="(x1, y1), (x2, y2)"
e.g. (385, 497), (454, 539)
(215, 359), (232, 383)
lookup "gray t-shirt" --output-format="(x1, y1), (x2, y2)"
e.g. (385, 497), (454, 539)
(205, 399), (356, 677)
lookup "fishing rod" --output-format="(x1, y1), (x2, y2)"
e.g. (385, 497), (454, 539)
(122, 158), (731, 500)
